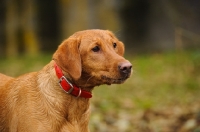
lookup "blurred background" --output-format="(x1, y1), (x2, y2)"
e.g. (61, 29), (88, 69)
(0, 0), (200, 132)
(0, 0), (200, 56)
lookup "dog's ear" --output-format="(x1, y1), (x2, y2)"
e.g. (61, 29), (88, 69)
(53, 38), (81, 80)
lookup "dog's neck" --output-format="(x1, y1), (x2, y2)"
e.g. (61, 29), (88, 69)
(37, 61), (91, 130)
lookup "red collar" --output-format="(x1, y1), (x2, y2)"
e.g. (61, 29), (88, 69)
(54, 63), (92, 98)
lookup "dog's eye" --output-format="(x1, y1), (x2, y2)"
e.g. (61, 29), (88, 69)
(113, 43), (117, 48)
(92, 46), (100, 52)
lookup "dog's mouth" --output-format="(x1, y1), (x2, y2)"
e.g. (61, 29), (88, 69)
(101, 75), (129, 85)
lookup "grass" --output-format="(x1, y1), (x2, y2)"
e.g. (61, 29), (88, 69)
(0, 50), (200, 131)
(0, 54), (51, 76)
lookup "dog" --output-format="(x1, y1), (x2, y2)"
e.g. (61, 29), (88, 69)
(0, 29), (132, 132)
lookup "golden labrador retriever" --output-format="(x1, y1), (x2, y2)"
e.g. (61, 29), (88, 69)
(0, 29), (132, 132)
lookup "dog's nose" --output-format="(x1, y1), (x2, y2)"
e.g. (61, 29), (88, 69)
(118, 62), (132, 74)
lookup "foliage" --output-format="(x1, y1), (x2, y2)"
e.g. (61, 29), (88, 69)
(0, 50), (200, 132)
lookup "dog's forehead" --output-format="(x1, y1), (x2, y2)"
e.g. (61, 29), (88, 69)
(73, 30), (116, 40)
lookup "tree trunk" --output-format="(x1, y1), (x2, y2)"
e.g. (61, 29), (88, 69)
(5, 0), (19, 57)
(20, 0), (39, 55)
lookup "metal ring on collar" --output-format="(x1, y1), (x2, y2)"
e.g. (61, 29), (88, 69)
(76, 88), (82, 98)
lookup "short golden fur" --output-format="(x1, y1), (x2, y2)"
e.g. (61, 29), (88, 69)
(0, 29), (132, 132)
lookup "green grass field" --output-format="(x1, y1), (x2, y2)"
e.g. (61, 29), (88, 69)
(0, 50), (200, 132)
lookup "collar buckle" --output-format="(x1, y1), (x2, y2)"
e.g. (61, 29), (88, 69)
(59, 76), (74, 94)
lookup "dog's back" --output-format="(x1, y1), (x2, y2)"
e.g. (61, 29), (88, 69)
(0, 73), (13, 131)
(0, 73), (13, 88)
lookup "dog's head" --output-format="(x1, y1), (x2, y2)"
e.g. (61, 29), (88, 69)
(53, 29), (132, 87)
